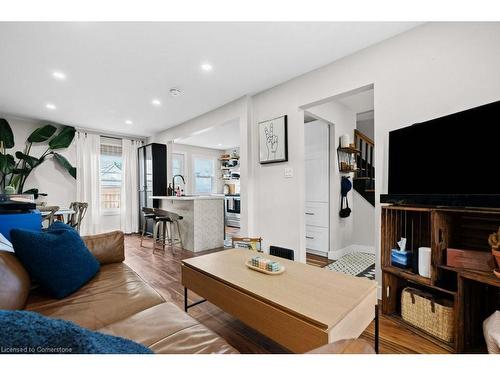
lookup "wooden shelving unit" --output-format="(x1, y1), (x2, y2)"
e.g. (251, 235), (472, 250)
(381, 205), (500, 353)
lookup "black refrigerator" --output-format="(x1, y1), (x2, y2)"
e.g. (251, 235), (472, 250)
(138, 143), (167, 234)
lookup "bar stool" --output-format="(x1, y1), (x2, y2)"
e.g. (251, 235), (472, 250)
(152, 208), (184, 253)
(140, 207), (156, 247)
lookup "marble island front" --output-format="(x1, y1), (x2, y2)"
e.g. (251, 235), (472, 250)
(151, 195), (225, 252)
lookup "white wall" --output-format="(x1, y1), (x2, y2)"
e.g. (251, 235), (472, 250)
(352, 191), (376, 248)
(357, 118), (374, 140)
(171, 143), (223, 195)
(249, 22), (500, 280)
(3, 115), (76, 208)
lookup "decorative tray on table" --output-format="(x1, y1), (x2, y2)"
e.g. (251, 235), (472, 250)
(246, 256), (285, 275)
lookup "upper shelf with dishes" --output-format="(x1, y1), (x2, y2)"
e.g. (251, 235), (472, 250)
(220, 152), (240, 180)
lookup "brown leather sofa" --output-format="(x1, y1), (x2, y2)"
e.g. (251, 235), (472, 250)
(0, 231), (236, 354)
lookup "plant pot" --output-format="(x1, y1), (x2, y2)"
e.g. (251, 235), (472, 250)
(492, 249), (500, 273)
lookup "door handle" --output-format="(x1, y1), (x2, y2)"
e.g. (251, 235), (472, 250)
(305, 212), (315, 215)
(305, 236), (314, 239)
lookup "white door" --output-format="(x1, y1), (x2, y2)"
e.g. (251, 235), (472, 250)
(305, 120), (330, 255)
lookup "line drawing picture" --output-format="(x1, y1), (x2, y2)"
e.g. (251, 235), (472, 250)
(259, 115), (288, 164)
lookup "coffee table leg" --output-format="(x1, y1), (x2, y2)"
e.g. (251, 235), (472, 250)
(184, 287), (207, 312)
(374, 304), (379, 354)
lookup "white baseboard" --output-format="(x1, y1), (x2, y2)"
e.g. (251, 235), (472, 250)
(328, 244), (375, 260)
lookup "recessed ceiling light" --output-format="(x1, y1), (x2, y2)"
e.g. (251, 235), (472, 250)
(201, 63), (213, 72)
(45, 103), (56, 110)
(151, 99), (161, 106)
(169, 88), (182, 97)
(125, 120), (133, 125)
(52, 71), (66, 80)
(217, 144), (223, 146)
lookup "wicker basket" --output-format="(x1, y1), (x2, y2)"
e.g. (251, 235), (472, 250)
(401, 287), (455, 342)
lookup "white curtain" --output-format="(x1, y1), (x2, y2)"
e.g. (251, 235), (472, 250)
(120, 139), (141, 233)
(75, 132), (102, 235)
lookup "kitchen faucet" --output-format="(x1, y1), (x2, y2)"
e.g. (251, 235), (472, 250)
(172, 174), (185, 196)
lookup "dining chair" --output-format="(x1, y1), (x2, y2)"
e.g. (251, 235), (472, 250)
(66, 202), (88, 233)
(38, 205), (60, 228)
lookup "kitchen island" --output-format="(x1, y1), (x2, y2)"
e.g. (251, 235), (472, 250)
(150, 195), (225, 252)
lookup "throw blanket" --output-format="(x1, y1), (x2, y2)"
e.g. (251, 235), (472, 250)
(0, 310), (152, 354)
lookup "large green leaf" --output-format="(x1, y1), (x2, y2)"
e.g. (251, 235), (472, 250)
(27, 124), (57, 143)
(15, 151), (39, 168)
(12, 168), (30, 175)
(53, 152), (76, 179)
(48, 126), (76, 150)
(0, 153), (15, 174)
(9, 174), (22, 189)
(0, 118), (14, 149)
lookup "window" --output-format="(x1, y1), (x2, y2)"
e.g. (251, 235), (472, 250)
(172, 152), (185, 177)
(100, 137), (122, 212)
(193, 157), (214, 194)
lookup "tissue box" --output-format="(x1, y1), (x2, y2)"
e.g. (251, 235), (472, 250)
(391, 249), (412, 269)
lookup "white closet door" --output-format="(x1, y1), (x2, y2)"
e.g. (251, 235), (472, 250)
(305, 121), (329, 203)
(305, 120), (330, 255)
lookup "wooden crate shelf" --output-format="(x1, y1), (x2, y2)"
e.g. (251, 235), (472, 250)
(382, 265), (432, 286)
(381, 204), (500, 353)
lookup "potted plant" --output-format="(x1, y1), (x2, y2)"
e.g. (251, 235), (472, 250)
(0, 118), (76, 199)
(488, 226), (500, 278)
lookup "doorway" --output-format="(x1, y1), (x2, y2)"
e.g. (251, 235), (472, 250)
(302, 85), (376, 280)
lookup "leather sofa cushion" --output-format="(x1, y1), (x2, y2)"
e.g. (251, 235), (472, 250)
(99, 303), (237, 354)
(0, 251), (30, 310)
(82, 231), (125, 265)
(25, 263), (164, 330)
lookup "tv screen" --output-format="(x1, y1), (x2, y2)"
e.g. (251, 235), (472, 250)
(388, 100), (500, 200)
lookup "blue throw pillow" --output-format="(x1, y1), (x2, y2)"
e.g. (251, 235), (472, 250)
(10, 222), (100, 299)
(0, 310), (152, 354)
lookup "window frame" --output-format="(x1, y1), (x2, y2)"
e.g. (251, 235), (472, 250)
(100, 137), (123, 216)
(192, 155), (216, 194)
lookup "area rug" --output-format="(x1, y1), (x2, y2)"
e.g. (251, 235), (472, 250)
(323, 252), (375, 280)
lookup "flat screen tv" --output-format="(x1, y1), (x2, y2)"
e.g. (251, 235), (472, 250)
(381, 100), (500, 208)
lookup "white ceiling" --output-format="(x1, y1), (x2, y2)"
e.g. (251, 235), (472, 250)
(0, 22), (420, 137)
(175, 118), (240, 150)
(337, 88), (374, 114)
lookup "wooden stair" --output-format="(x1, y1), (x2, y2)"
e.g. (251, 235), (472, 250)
(353, 129), (375, 206)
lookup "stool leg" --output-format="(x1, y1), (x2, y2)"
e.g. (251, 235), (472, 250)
(140, 217), (147, 247)
(153, 221), (161, 252)
(166, 221), (171, 248)
(162, 221), (166, 251)
(170, 221), (176, 254)
(176, 220), (183, 250)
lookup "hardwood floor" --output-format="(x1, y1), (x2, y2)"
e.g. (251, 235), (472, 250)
(306, 252), (334, 267)
(124, 235), (452, 354)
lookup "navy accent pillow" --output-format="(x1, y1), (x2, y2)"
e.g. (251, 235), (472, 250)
(0, 310), (153, 354)
(10, 222), (100, 299)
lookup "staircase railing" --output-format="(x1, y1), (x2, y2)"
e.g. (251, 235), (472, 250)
(354, 129), (374, 182)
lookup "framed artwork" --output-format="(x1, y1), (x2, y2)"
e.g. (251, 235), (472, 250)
(258, 115), (288, 164)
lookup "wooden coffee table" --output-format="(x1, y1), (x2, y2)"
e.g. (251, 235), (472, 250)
(181, 249), (378, 353)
